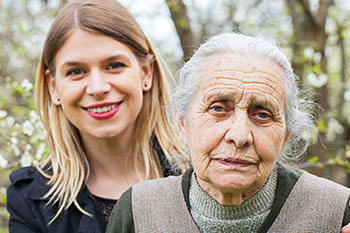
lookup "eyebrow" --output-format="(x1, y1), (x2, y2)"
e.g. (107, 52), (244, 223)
(60, 54), (131, 68)
(103, 55), (131, 63)
(204, 90), (238, 104)
(250, 97), (279, 112)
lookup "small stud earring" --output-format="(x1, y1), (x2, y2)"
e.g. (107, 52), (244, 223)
(144, 84), (148, 88)
(57, 98), (60, 102)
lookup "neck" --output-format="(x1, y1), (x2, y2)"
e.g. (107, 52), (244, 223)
(197, 176), (269, 206)
(80, 129), (145, 199)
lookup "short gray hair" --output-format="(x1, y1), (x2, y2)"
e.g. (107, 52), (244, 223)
(174, 33), (316, 162)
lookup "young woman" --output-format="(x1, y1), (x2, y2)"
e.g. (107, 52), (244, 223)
(6, 0), (187, 232)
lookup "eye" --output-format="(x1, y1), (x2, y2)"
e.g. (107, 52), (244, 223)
(106, 62), (125, 71)
(66, 68), (85, 77)
(257, 112), (270, 119)
(212, 106), (224, 112)
(208, 103), (229, 116)
(250, 108), (273, 124)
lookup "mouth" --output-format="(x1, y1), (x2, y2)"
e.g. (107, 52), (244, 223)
(215, 157), (254, 168)
(83, 102), (122, 119)
(85, 103), (118, 113)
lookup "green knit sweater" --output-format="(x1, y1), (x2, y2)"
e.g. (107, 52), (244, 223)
(189, 168), (277, 233)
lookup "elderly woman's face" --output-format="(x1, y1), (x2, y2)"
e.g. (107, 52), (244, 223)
(179, 53), (290, 202)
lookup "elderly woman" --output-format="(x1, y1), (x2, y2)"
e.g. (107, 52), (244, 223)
(106, 33), (350, 232)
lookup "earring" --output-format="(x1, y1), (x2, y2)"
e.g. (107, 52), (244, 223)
(144, 84), (148, 88)
(57, 98), (60, 102)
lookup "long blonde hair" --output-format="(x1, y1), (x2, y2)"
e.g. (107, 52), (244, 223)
(35, 0), (188, 223)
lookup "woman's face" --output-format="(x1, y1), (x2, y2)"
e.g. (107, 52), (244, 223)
(47, 29), (153, 141)
(178, 53), (290, 199)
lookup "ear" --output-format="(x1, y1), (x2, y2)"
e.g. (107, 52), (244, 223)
(46, 70), (60, 105)
(141, 59), (154, 91)
(176, 114), (188, 145)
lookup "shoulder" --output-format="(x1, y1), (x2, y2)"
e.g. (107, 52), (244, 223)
(9, 166), (39, 185)
(8, 166), (50, 200)
(132, 174), (184, 199)
(107, 188), (134, 233)
(7, 166), (51, 232)
(276, 163), (302, 181)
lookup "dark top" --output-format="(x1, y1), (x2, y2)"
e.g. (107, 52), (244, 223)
(107, 164), (350, 232)
(7, 148), (177, 233)
(93, 195), (117, 223)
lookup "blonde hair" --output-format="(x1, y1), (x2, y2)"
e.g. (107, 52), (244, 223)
(35, 0), (188, 223)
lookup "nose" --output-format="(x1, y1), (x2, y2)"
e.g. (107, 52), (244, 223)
(224, 110), (253, 148)
(86, 70), (111, 97)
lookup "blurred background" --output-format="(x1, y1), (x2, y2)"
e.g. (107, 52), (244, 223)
(1, 0), (350, 231)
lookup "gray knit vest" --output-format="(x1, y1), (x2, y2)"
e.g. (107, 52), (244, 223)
(131, 171), (350, 233)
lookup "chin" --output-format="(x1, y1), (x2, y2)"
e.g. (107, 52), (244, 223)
(212, 175), (255, 192)
(93, 131), (119, 139)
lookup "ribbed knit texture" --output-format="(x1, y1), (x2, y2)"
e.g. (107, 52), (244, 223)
(189, 167), (278, 233)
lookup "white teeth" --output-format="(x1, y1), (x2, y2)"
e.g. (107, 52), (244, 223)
(87, 104), (117, 113)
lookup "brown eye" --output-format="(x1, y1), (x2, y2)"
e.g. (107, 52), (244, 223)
(106, 62), (125, 70)
(66, 68), (85, 77)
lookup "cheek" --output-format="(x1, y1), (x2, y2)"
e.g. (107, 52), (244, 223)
(254, 126), (286, 162)
(186, 117), (228, 177)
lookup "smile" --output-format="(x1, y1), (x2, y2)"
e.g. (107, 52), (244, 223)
(83, 102), (122, 120)
(87, 104), (117, 113)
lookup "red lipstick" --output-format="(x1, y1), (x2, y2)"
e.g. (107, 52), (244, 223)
(83, 102), (121, 120)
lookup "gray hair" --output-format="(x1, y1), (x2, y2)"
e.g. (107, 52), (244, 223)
(174, 33), (316, 162)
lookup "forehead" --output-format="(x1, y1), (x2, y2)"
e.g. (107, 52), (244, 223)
(55, 29), (136, 67)
(196, 53), (287, 106)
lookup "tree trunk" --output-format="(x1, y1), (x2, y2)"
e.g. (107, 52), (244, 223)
(165, 0), (196, 61)
(284, 0), (336, 180)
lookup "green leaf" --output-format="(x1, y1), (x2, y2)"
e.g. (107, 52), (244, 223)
(2, 193), (6, 205)
(308, 156), (319, 163)
(179, 19), (188, 28)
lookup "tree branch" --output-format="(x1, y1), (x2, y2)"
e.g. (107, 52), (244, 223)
(165, 0), (196, 60)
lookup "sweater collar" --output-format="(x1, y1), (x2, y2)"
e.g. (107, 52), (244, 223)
(189, 166), (278, 220)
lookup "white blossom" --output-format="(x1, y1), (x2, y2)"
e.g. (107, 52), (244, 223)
(307, 72), (328, 88)
(344, 91), (350, 101)
(30, 110), (39, 123)
(10, 137), (18, 144)
(303, 47), (314, 58)
(0, 110), (7, 118)
(25, 144), (32, 151)
(313, 52), (322, 63)
(0, 153), (8, 168)
(11, 144), (20, 156)
(20, 152), (32, 167)
(22, 120), (34, 136)
(329, 118), (344, 134)
(35, 143), (46, 160)
(21, 79), (33, 92)
(5, 116), (15, 127)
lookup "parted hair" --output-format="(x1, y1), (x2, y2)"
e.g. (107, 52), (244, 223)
(174, 32), (316, 162)
(35, 0), (187, 223)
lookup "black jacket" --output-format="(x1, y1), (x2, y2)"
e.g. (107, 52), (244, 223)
(7, 150), (178, 233)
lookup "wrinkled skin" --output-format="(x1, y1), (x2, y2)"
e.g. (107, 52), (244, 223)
(178, 53), (290, 205)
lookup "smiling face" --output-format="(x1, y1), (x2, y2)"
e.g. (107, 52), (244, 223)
(47, 29), (153, 141)
(178, 53), (290, 204)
